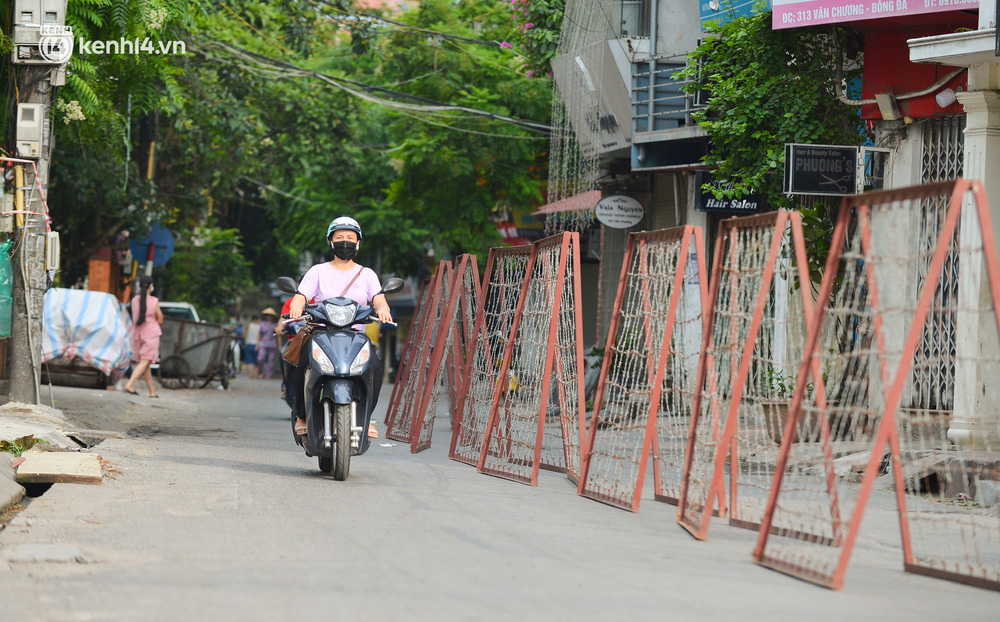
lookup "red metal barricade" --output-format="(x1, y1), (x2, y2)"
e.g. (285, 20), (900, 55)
(677, 210), (816, 538)
(578, 226), (709, 511)
(450, 246), (533, 466)
(385, 264), (451, 442)
(383, 277), (431, 432)
(410, 255), (480, 452)
(755, 179), (1000, 592)
(477, 232), (586, 485)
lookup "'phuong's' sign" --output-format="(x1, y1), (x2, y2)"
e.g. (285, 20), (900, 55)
(783, 143), (859, 196)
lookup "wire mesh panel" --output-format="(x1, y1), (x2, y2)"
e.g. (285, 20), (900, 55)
(578, 226), (708, 511)
(755, 179), (1000, 592)
(478, 232), (587, 485)
(444, 256), (481, 426)
(677, 211), (815, 539)
(450, 246), (532, 466)
(412, 256), (479, 453)
(384, 277), (432, 432)
(548, 233), (587, 481)
(385, 264), (450, 443)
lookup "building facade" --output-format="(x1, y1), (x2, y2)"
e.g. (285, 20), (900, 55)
(550, 0), (999, 447)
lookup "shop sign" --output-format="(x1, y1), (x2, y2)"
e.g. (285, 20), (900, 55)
(772, 0), (977, 30)
(783, 143), (858, 196)
(594, 195), (644, 229)
(695, 171), (766, 214)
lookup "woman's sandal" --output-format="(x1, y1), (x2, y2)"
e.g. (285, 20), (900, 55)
(124, 388), (138, 396)
(368, 423), (379, 439)
(294, 420), (308, 436)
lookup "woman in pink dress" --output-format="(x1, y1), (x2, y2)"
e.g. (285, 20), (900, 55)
(124, 275), (164, 397)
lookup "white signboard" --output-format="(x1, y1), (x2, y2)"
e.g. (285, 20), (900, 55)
(595, 195), (644, 229)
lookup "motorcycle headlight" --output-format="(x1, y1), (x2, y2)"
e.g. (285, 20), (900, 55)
(350, 341), (370, 375)
(311, 344), (336, 374)
(325, 302), (357, 328)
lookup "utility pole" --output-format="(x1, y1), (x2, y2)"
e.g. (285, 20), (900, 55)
(8, 65), (51, 405)
(7, 1), (70, 404)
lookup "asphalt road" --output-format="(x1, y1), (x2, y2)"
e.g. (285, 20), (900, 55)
(0, 378), (997, 621)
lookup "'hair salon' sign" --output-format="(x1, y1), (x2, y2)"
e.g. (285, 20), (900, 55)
(595, 195), (644, 229)
(695, 171), (765, 214)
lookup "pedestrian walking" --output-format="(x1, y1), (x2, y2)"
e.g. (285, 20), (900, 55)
(244, 314), (261, 380)
(123, 275), (163, 398)
(257, 308), (278, 379)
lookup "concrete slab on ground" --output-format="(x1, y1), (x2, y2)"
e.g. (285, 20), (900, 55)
(15, 452), (102, 485)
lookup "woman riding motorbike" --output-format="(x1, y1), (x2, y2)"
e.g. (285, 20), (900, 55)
(287, 217), (392, 439)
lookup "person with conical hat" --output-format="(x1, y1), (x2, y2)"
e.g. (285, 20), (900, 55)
(258, 308), (279, 380)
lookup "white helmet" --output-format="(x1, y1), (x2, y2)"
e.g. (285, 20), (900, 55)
(327, 216), (362, 241)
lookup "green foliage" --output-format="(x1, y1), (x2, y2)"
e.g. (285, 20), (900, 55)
(798, 203), (837, 285)
(20, 0), (553, 316)
(762, 367), (793, 399)
(0, 31), (13, 55)
(64, 0), (191, 115)
(0, 435), (49, 457)
(331, 0), (551, 271)
(48, 0), (192, 277)
(157, 226), (254, 322)
(505, 0), (564, 76)
(680, 9), (869, 209)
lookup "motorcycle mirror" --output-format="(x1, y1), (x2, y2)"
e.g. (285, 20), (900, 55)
(276, 276), (298, 294)
(380, 277), (405, 295)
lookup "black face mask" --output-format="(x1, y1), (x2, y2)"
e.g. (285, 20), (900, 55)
(331, 240), (358, 261)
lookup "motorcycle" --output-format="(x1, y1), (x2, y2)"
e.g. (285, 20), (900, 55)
(276, 275), (403, 479)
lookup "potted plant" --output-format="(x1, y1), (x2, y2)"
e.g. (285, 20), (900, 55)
(761, 367), (821, 445)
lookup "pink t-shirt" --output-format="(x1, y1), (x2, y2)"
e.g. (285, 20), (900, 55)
(298, 263), (382, 307)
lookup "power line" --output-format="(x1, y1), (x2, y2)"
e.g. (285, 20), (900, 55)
(190, 37), (559, 135)
(308, 0), (503, 47)
(242, 176), (317, 204)
(392, 108), (548, 140)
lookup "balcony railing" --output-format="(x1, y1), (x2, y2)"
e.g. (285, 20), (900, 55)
(631, 58), (706, 134)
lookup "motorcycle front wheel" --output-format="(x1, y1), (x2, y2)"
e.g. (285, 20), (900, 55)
(317, 403), (352, 480)
(333, 403), (351, 480)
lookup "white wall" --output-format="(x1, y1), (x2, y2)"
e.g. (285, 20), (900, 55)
(656, 0), (701, 57)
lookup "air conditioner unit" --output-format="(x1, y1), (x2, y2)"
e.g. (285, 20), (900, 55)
(45, 231), (60, 271)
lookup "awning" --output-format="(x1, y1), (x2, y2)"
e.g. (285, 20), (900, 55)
(532, 190), (601, 215)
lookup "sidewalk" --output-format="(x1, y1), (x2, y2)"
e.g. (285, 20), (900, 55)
(0, 382), (207, 513)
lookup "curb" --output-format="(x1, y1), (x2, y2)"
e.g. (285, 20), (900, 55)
(0, 458), (25, 514)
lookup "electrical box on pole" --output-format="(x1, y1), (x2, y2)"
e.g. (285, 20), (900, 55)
(11, 0), (70, 65)
(16, 103), (44, 158)
(45, 232), (60, 272)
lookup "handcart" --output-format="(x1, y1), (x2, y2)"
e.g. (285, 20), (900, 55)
(156, 317), (234, 389)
